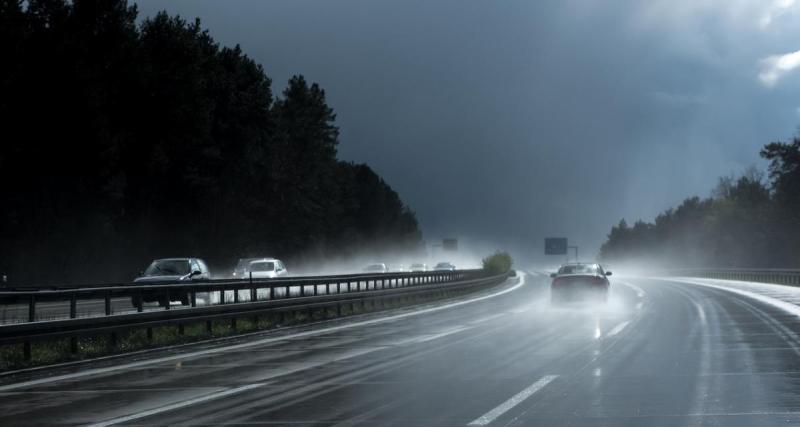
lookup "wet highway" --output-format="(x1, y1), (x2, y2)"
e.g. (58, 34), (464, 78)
(2, 272), (800, 426)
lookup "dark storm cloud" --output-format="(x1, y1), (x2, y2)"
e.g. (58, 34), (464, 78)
(134, 0), (800, 262)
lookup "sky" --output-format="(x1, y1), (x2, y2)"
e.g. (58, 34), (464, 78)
(135, 0), (800, 263)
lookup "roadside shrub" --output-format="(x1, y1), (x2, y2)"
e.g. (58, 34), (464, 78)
(482, 251), (513, 275)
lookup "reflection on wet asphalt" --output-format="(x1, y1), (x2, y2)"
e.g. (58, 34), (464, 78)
(2, 272), (800, 426)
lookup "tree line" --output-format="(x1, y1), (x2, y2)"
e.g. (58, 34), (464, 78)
(599, 138), (800, 268)
(0, 0), (422, 284)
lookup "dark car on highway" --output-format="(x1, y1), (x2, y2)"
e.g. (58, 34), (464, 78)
(133, 258), (211, 307)
(550, 263), (611, 304)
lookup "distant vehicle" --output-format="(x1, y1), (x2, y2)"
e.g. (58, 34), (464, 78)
(409, 263), (427, 272)
(364, 263), (388, 273)
(232, 257), (265, 278)
(550, 262), (611, 304)
(433, 262), (456, 271)
(133, 258), (211, 307)
(246, 258), (288, 279)
(388, 264), (406, 272)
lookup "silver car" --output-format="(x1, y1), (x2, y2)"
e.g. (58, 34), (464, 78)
(364, 263), (388, 273)
(433, 262), (456, 271)
(245, 258), (288, 279)
(410, 263), (428, 272)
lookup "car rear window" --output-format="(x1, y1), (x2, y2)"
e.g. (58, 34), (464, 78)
(144, 260), (190, 276)
(559, 264), (600, 275)
(250, 261), (275, 272)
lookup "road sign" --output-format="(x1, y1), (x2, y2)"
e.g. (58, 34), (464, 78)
(443, 238), (458, 251)
(545, 238), (568, 255)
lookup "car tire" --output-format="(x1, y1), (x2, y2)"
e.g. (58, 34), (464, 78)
(131, 295), (143, 309)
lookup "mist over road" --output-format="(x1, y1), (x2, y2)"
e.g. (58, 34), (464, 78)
(2, 273), (800, 426)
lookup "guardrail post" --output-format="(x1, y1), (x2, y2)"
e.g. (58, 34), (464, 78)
(269, 285), (274, 300)
(191, 290), (197, 307)
(250, 285), (257, 302)
(234, 286), (240, 303)
(206, 320), (213, 334)
(178, 323), (184, 336)
(136, 290), (143, 312)
(28, 295), (35, 322)
(70, 293), (78, 354)
(163, 289), (170, 310)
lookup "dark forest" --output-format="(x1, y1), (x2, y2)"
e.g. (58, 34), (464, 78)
(0, 0), (422, 284)
(599, 138), (800, 269)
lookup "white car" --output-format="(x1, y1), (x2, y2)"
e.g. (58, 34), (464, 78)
(364, 263), (388, 273)
(232, 257), (264, 278)
(206, 258), (288, 305)
(246, 258), (288, 279)
(410, 263), (427, 272)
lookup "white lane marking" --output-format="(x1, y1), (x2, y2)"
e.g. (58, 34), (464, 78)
(467, 375), (558, 426)
(511, 305), (534, 314)
(605, 321), (630, 338)
(86, 383), (265, 427)
(0, 274), (526, 392)
(392, 326), (471, 346)
(616, 281), (646, 299)
(472, 313), (507, 324)
(691, 295), (708, 326)
(665, 278), (800, 318)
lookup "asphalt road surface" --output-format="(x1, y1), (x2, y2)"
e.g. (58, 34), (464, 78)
(2, 272), (800, 426)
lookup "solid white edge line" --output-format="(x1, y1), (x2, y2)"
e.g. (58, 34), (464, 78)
(86, 383), (265, 427)
(467, 375), (558, 426)
(0, 273), (526, 392)
(660, 277), (800, 318)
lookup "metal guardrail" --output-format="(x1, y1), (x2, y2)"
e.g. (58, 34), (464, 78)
(664, 268), (800, 287)
(0, 269), (508, 360)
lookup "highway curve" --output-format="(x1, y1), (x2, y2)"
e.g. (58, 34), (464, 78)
(2, 272), (800, 426)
